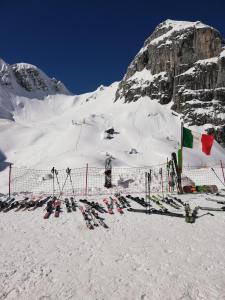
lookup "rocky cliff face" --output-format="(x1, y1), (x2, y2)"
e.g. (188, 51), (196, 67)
(115, 20), (225, 145)
(0, 59), (70, 98)
(0, 58), (71, 120)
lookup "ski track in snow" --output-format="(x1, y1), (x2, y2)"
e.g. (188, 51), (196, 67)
(0, 194), (225, 300)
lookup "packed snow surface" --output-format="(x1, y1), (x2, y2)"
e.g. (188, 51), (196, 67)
(0, 193), (225, 299)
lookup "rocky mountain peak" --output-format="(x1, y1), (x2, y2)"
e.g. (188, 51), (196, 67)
(0, 58), (71, 99)
(115, 20), (225, 145)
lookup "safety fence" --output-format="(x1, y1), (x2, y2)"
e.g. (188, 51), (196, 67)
(6, 162), (225, 197)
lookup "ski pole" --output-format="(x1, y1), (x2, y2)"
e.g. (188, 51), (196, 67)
(54, 169), (61, 192)
(211, 168), (225, 187)
(148, 169), (151, 200)
(220, 161), (225, 185)
(160, 167), (164, 199)
(51, 167), (55, 197)
(145, 172), (149, 207)
(166, 158), (170, 193)
(55, 169), (69, 199)
(57, 168), (71, 199)
(68, 170), (76, 199)
(148, 171), (150, 210)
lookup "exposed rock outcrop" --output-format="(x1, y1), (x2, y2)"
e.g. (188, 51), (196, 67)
(0, 58), (71, 121)
(115, 20), (225, 145)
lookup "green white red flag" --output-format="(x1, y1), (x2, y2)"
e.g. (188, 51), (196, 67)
(182, 127), (214, 155)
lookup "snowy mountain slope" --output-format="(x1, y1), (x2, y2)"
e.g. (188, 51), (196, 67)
(0, 58), (70, 120)
(0, 82), (224, 173)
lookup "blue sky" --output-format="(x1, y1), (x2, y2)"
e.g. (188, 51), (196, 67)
(1, 0), (224, 94)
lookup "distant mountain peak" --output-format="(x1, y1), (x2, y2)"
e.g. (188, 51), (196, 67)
(0, 58), (71, 99)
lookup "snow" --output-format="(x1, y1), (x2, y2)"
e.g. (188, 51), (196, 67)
(0, 79), (225, 193)
(1, 24), (225, 299)
(0, 58), (70, 108)
(177, 57), (218, 78)
(150, 20), (209, 46)
(129, 69), (167, 83)
(1, 17), (225, 299)
(13, 62), (39, 70)
(195, 57), (218, 65)
(219, 49), (225, 58)
(0, 193), (225, 299)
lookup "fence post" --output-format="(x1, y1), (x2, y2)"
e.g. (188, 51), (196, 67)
(8, 163), (12, 198)
(85, 163), (88, 197)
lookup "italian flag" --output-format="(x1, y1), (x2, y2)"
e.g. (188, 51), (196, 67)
(182, 127), (214, 155)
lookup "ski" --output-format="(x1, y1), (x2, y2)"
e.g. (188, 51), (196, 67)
(127, 207), (184, 218)
(21, 196), (37, 211)
(184, 203), (192, 223)
(54, 200), (61, 217)
(148, 195), (168, 212)
(85, 205), (99, 227)
(43, 199), (55, 219)
(205, 197), (225, 205)
(103, 198), (113, 214)
(70, 197), (77, 211)
(156, 195), (181, 209)
(111, 197), (123, 214)
(2, 198), (17, 212)
(90, 208), (108, 228)
(167, 194), (186, 207)
(114, 194), (126, 208)
(0, 197), (15, 212)
(28, 195), (51, 211)
(115, 194), (131, 208)
(79, 199), (106, 213)
(14, 197), (29, 212)
(79, 206), (94, 229)
(65, 198), (72, 213)
(126, 195), (148, 207)
(190, 206), (199, 223)
(197, 206), (225, 211)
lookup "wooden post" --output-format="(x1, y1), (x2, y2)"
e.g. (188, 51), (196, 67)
(85, 163), (88, 197)
(8, 163), (12, 198)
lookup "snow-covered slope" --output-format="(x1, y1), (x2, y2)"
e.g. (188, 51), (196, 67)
(0, 58), (70, 120)
(0, 82), (224, 173)
(1, 20), (225, 191)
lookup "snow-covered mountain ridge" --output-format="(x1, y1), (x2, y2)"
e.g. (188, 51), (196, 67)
(0, 58), (70, 120)
(0, 19), (225, 179)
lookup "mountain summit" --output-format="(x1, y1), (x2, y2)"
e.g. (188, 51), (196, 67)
(0, 58), (71, 120)
(115, 19), (225, 144)
(0, 59), (70, 97)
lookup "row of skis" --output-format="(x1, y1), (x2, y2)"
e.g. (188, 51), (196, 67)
(127, 192), (225, 223)
(1, 192), (225, 227)
(0, 193), (130, 230)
